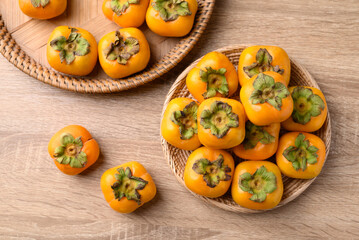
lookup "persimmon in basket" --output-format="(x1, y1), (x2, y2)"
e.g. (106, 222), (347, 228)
(146, 0), (198, 37)
(98, 28), (150, 79)
(102, 0), (150, 28)
(19, 0), (67, 19)
(47, 26), (98, 76)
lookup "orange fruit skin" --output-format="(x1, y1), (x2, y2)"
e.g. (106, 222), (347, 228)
(19, 0), (67, 19)
(240, 71), (294, 126)
(184, 147), (234, 198)
(102, 0), (150, 28)
(276, 132), (326, 179)
(238, 45), (290, 86)
(186, 51), (239, 103)
(231, 161), (283, 210)
(46, 26), (98, 76)
(48, 125), (100, 175)
(101, 161), (157, 213)
(98, 28), (150, 79)
(146, 0), (198, 37)
(161, 97), (201, 150)
(281, 86), (328, 132)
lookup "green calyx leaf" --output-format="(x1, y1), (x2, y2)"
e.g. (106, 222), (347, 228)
(111, 167), (148, 205)
(291, 87), (325, 125)
(200, 67), (229, 99)
(103, 31), (140, 65)
(242, 121), (275, 150)
(152, 0), (192, 22)
(249, 73), (290, 111)
(110, 0), (140, 16)
(243, 48), (284, 78)
(53, 133), (88, 168)
(283, 133), (319, 171)
(31, 0), (50, 8)
(170, 102), (198, 140)
(239, 165), (277, 203)
(200, 101), (239, 138)
(50, 28), (90, 65)
(192, 154), (231, 188)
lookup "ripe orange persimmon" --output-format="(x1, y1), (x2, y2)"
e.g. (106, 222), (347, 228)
(19, 0), (67, 19)
(47, 26), (98, 76)
(101, 161), (156, 213)
(98, 28), (150, 79)
(48, 125), (100, 175)
(102, 0), (150, 27)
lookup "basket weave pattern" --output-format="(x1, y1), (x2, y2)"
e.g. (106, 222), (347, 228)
(161, 46), (331, 213)
(0, 0), (215, 93)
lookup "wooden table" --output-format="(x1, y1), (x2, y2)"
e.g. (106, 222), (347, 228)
(1, 0), (359, 239)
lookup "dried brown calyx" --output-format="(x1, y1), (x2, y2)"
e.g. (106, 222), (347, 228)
(103, 31), (140, 65)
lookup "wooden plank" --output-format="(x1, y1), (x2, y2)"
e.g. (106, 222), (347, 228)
(1, 0), (359, 239)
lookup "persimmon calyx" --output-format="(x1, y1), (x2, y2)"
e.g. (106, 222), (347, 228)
(152, 0), (191, 22)
(283, 133), (319, 171)
(110, 0), (140, 16)
(104, 31), (140, 65)
(239, 165), (277, 203)
(170, 102), (198, 140)
(192, 154), (231, 188)
(249, 73), (290, 111)
(31, 0), (50, 8)
(53, 133), (88, 168)
(50, 28), (90, 65)
(111, 167), (148, 205)
(243, 48), (284, 78)
(291, 87), (325, 124)
(200, 67), (229, 99)
(243, 121), (275, 150)
(200, 101), (239, 138)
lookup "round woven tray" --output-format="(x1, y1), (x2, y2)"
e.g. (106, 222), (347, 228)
(161, 45), (331, 213)
(0, 0), (215, 93)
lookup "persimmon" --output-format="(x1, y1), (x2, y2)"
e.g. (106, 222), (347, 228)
(281, 86), (328, 132)
(276, 132), (326, 179)
(19, 0), (67, 19)
(197, 97), (246, 149)
(240, 72), (293, 126)
(101, 161), (156, 213)
(146, 0), (198, 37)
(102, 0), (150, 27)
(47, 26), (97, 76)
(232, 161), (283, 210)
(238, 46), (290, 86)
(186, 51), (238, 103)
(161, 98), (201, 150)
(48, 125), (100, 175)
(184, 147), (234, 198)
(98, 28), (150, 78)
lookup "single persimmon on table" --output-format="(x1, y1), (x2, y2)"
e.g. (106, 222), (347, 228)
(48, 125), (100, 175)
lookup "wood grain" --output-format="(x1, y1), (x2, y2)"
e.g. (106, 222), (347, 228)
(1, 0), (359, 239)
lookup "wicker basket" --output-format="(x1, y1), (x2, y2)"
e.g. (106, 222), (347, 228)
(161, 45), (331, 213)
(0, 0), (215, 93)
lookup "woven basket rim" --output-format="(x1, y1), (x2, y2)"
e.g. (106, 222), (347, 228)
(0, 0), (215, 93)
(160, 45), (332, 213)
